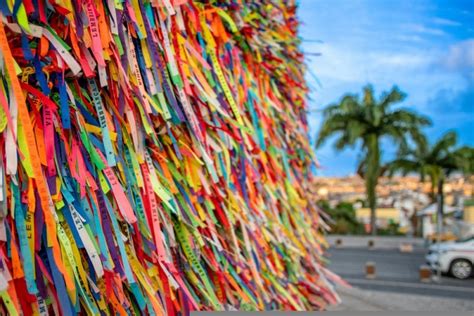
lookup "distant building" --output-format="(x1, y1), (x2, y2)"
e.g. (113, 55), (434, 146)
(417, 203), (459, 239)
(458, 205), (474, 238)
(355, 207), (401, 233)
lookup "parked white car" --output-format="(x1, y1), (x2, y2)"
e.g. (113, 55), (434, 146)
(426, 236), (474, 279)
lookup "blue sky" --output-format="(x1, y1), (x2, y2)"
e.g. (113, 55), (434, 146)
(299, 0), (474, 176)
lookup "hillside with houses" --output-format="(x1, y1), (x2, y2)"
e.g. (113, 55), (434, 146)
(311, 175), (474, 239)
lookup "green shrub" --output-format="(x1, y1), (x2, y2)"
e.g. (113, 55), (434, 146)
(318, 200), (364, 234)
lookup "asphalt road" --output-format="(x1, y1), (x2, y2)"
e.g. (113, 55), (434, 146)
(327, 247), (474, 300)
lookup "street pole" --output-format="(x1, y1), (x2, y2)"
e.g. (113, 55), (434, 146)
(435, 179), (444, 283)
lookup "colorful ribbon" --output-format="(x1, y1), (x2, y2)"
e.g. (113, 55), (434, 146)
(0, 0), (338, 314)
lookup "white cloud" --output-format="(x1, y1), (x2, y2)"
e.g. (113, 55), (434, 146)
(432, 17), (462, 27)
(396, 34), (425, 43)
(402, 23), (447, 36)
(306, 42), (435, 85)
(370, 52), (429, 67)
(440, 39), (474, 79)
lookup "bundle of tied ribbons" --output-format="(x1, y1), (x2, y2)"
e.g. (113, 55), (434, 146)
(0, 0), (339, 314)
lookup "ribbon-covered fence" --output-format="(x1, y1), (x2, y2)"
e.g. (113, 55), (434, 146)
(0, 0), (338, 314)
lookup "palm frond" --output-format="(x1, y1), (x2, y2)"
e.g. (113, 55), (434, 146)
(316, 113), (351, 147)
(379, 86), (406, 111)
(452, 146), (474, 174)
(384, 158), (420, 177)
(431, 131), (457, 159)
(362, 84), (375, 106)
(384, 109), (431, 127)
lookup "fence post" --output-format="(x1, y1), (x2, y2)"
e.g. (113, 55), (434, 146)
(419, 265), (431, 283)
(366, 261), (376, 279)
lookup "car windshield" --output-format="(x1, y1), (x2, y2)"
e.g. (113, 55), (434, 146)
(455, 236), (474, 243)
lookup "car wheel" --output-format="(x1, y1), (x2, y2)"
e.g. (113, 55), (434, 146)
(450, 259), (473, 280)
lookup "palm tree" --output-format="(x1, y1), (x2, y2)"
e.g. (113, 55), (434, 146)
(386, 132), (473, 279)
(316, 85), (430, 235)
(386, 131), (474, 220)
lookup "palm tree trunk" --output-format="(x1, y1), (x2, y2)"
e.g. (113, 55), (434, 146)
(436, 178), (444, 237)
(365, 135), (380, 236)
(368, 183), (378, 236)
